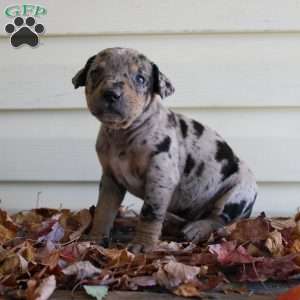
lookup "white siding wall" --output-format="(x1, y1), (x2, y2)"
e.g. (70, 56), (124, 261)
(0, 1), (300, 215)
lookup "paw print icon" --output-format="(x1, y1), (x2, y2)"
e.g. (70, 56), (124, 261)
(5, 16), (45, 48)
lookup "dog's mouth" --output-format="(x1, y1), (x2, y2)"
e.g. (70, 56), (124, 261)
(91, 107), (122, 118)
(91, 110), (130, 128)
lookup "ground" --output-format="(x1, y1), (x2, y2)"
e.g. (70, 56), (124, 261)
(51, 281), (300, 300)
(50, 290), (277, 300)
(1, 208), (300, 300)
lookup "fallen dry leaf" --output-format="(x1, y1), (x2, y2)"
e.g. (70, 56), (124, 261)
(20, 241), (36, 262)
(0, 253), (20, 275)
(294, 220), (300, 236)
(0, 224), (16, 243)
(173, 282), (201, 297)
(294, 211), (300, 222)
(289, 239), (300, 265)
(83, 285), (108, 300)
(154, 241), (183, 252)
(155, 261), (200, 289)
(174, 276), (224, 297)
(17, 253), (29, 273)
(246, 243), (265, 257)
(270, 217), (296, 231)
(229, 215), (270, 243)
(238, 254), (300, 282)
(62, 261), (102, 280)
(58, 241), (92, 266)
(290, 239), (300, 253)
(69, 209), (92, 240)
(26, 278), (39, 300)
(12, 210), (44, 228)
(103, 248), (135, 267)
(35, 275), (56, 300)
(277, 284), (300, 300)
(222, 283), (248, 295)
(130, 276), (156, 287)
(164, 261), (200, 282)
(0, 209), (19, 232)
(209, 241), (254, 265)
(265, 230), (284, 256)
(40, 250), (60, 270)
(37, 219), (65, 243)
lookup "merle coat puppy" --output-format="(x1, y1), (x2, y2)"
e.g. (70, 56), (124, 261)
(72, 47), (257, 252)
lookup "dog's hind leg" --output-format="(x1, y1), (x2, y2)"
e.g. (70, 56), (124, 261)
(182, 170), (257, 244)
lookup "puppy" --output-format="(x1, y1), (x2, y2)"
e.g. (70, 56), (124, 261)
(73, 47), (257, 252)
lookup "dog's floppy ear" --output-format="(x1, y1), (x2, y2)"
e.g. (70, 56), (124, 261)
(72, 55), (96, 89)
(152, 63), (175, 99)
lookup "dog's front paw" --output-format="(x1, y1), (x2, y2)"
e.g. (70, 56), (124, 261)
(80, 233), (110, 247)
(127, 242), (154, 254)
(182, 219), (221, 244)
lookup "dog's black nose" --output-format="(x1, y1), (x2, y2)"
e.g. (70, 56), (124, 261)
(103, 89), (121, 102)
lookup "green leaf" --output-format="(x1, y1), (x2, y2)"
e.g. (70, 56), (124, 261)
(83, 285), (108, 300)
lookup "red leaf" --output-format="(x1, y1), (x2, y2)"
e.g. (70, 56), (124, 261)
(277, 285), (300, 300)
(209, 241), (254, 265)
(238, 255), (300, 282)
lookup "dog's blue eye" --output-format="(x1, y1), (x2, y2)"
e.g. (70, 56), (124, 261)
(136, 74), (145, 85)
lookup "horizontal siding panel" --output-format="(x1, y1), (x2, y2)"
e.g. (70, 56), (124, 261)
(0, 108), (299, 139)
(1, 137), (299, 182)
(2, 33), (300, 109)
(2, 0), (300, 35)
(0, 108), (299, 183)
(0, 181), (299, 217)
(0, 182), (142, 213)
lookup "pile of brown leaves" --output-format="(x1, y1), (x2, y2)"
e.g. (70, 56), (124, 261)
(0, 207), (300, 299)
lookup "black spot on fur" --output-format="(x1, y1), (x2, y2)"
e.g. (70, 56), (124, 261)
(142, 97), (153, 112)
(167, 112), (177, 127)
(138, 54), (147, 61)
(243, 201), (255, 218)
(196, 162), (205, 177)
(243, 193), (257, 218)
(192, 120), (204, 137)
(176, 207), (192, 219)
(142, 139), (147, 145)
(215, 141), (239, 181)
(153, 136), (171, 155)
(254, 192), (258, 201)
(118, 151), (126, 158)
(141, 203), (163, 222)
(127, 136), (136, 146)
(99, 51), (109, 59)
(184, 154), (195, 175)
(221, 200), (247, 222)
(215, 141), (235, 162)
(179, 119), (188, 138)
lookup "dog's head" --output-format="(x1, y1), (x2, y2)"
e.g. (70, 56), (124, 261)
(72, 47), (174, 129)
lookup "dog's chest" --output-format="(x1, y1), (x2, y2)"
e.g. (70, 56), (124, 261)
(109, 147), (149, 197)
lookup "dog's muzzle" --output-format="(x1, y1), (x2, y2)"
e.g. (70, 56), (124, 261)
(102, 89), (121, 103)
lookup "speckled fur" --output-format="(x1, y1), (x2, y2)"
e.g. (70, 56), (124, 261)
(73, 48), (257, 251)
